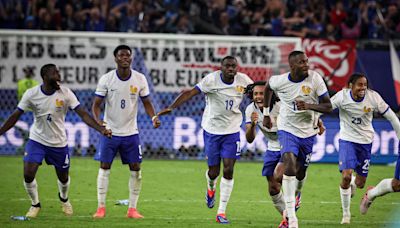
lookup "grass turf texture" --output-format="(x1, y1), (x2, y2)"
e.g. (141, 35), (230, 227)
(0, 156), (399, 227)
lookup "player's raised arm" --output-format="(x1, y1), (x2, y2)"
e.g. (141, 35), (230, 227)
(262, 82), (273, 129)
(245, 112), (258, 143)
(74, 106), (112, 138)
(141, 96), (161, 128)
(158, 87), (200, 116)
(382, 107), (400, 139)
(0, 109), (24, 136)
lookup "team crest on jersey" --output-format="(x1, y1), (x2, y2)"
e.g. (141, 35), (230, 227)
(235, 86), (245, 94)
(55, 99), (64, 112)
(56, 99), (64, 107)
(363, 106), (372, 113)
(130, 85), (138, 94)
(301, 85), (311, 95)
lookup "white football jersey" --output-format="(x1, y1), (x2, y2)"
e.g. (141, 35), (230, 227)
(331, 89), (389, 144)
(95, 69), (150, 136)
(245, 101), (281, 151)
(17, 85), (80, 147)
(196, 70), (253, 135)
(269, 70), (328, 138)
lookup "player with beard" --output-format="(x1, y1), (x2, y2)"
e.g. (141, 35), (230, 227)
(246, 81), (325, 228)
(330, 73), (400, 224)
(0, 63), (112, 218)
(263, 51), (333, 228)
(158, 56), (253, 224)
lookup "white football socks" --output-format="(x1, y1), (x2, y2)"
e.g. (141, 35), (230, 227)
(340, 187), (351, 216)
(24, 179), (39, 205)
(368, 178), (394, 201)
(206, 170), (218, 191)
(271, 191), (285, 214)
(57, 177), (70, 200)
(217, 177), (234, 215)
(128, 170), (142, 209)
(97, 168), (110, 208)
(295, 174), (307, 195)
(282, 175), (297, 222)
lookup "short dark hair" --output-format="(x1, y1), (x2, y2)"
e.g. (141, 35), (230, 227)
(221, 56), (237, 64)
(288, 50), (305, 62)
(40, 63), (56, 78)
(113, 45), (132, 57)
(348, 72), (368, 88)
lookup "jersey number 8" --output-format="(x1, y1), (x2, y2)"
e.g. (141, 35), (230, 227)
(121, 99), (126, 109)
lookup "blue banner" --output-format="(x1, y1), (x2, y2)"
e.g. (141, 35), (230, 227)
(0, 107), (398, 165)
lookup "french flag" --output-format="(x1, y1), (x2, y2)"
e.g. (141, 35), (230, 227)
(390, 41), (400, 106)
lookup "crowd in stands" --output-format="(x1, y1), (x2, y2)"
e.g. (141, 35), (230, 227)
(0, 0), (399, 40)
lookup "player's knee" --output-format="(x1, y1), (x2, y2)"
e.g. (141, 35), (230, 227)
(268, 184), (280, 196)
(392, 179), (400, 192)
(100, 163), (111, 170)
(296, 171), (306, 181)
(223, 166), (234, 177)
(129, 163), (140, 171)
(208, 170), (219, 179)
(24, 174), (35, 183)
(284, 166), (296, 176)
(59, 177), (69, 183)
(341, 175), (352, 185)
(355, 178), (366, 189)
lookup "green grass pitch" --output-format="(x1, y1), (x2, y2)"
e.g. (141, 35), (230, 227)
(0, 156), (398, 227)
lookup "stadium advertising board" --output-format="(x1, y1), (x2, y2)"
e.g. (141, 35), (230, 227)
(0, 113), (398, 164)
(0, 30), (301, 91)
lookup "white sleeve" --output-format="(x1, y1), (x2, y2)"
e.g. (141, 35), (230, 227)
(17, 89), (32, 112)
(196, 74), (212, 93)
(315, 73), (328, 97)
(372, 91), (389, 114)
(245, 105), (252, 124)
(330, 91), (342, 110)
(268, 76), (277, 91)
(95, 75), (108, 97)
(67, 88), (80, 110)
(245, 74), (254, 86)
(139, 74), (150, 97)
(383, 108), (400, 138)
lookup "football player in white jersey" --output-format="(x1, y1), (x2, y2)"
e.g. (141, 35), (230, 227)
(91, 45), (161, 219)
(245, 81), (325, 228)
(0, 64), (112, 218)
(158, 56), (253, 224)
(360, 146), (400, 214)
(263, 51), (333, 228)
(330, 73), (400, 224)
